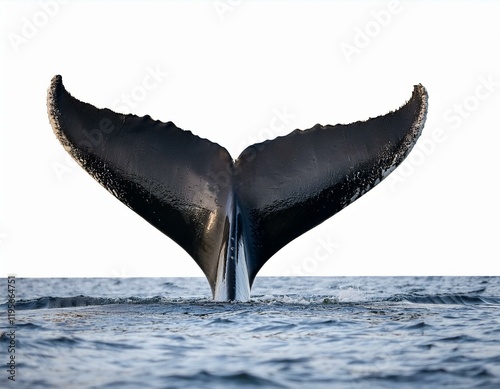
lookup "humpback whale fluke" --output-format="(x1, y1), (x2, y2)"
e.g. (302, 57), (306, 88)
(47, 75), (428, 301)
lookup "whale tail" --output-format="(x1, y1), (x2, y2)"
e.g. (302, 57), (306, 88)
(47, 76), (427, 300)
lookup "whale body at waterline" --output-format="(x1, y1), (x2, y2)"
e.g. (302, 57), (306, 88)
(47, 76), (428, 301)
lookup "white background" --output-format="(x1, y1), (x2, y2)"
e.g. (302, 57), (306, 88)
(1, 0), (499, 278)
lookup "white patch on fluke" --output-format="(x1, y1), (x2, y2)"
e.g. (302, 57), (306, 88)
(214, 252), (227, 301)
(234, 237), (250, 301)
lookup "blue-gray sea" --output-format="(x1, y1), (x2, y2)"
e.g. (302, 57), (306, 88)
(1, 277), (500, 388)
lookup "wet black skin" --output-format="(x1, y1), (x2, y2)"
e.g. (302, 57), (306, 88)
(47, 75), (427, 300)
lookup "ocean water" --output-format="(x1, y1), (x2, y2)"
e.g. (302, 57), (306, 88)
(1, 276), (500, 388)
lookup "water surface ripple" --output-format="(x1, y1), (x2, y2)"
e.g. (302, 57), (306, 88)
(1, 277), (499, 388)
